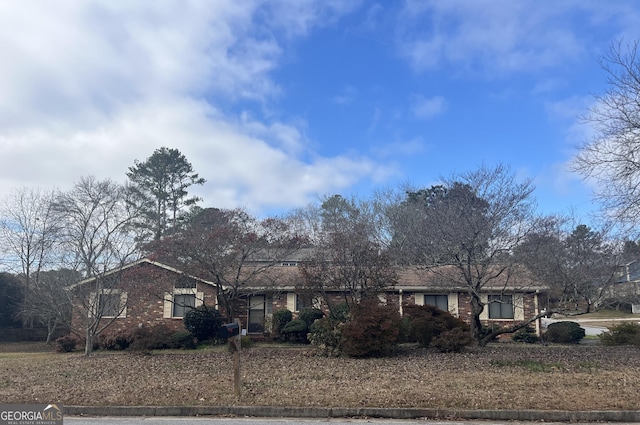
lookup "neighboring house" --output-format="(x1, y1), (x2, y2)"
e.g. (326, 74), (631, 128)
(611, 260), (640, 312)
(69, 258), (219, 340)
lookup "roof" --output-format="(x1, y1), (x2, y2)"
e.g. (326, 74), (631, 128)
(69, 257), (217, 289)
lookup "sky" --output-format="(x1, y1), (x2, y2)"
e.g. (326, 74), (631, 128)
(1, 1), (639, 220)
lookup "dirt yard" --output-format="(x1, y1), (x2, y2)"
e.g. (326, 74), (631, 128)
(0, 343), (639, 411)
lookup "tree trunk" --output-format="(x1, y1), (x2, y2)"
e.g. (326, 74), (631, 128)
(469, 295), (485, 347)
(84, 330), (94, 356)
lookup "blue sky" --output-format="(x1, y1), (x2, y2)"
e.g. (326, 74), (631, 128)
(1, 1), (639, 220)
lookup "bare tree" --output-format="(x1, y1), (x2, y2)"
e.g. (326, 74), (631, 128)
(573, 40), (640, 228)
(516, 217), (624, 313)
(150, 207), (305, 320)
(298, 195), (398, 318)
(54, 176), (143, 354)
(391, 165), (540, 346)
(0, 187), (61, 326)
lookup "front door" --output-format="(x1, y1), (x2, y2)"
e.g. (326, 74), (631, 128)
(248, 295), (265, 333)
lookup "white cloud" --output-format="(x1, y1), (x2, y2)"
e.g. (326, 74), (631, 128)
(395, 1), (638, 75)
(0, 1), (386, 215)
(411, 94), (447, 119)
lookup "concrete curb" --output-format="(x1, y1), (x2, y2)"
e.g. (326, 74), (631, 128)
(65, 405), (640, 422)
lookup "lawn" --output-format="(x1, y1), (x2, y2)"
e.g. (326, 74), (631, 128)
(1, 342), (640, 411)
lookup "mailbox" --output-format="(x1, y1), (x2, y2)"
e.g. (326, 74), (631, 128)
(219, 322), (240, 339)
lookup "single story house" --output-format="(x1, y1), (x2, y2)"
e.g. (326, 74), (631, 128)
(70, 257), (547, 341)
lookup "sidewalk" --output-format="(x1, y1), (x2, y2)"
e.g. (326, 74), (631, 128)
(64, 405), (640, 422)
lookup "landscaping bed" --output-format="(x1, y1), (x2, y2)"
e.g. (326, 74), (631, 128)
(0, 343), (639, 411)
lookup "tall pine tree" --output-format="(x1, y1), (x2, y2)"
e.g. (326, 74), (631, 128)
(127, 147), (205, 240)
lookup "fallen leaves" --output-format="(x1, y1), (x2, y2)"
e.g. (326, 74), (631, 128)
(0, 344), (639, 410)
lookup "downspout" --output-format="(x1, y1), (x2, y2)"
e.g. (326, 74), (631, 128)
(399, 289), (403, 316)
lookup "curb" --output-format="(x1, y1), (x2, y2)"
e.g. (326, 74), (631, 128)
(66, 406), (640, 422)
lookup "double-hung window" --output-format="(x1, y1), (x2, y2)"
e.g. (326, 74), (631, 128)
(424, 294), (449, 312)
(488, 294), (514, 319)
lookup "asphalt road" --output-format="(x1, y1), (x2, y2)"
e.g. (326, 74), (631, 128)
(64, 418), (640, 425)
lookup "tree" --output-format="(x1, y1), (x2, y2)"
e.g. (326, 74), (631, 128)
(150, 207), (304, 320)
(0, 187), (61, 326)
(573, 40), (640, 228)
(516, 219), (625, 313)
(298, 195), (398, 319)
(127, 147), (205, 240)
(0, 272), (23, 328)
(22, 269), (78, 343)
(53, 176), (142, 354)
(392, 165), (540, 346)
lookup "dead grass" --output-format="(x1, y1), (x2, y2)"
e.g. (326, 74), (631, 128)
(0, 343), (639, 410)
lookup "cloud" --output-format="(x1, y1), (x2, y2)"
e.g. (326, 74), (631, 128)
(411, 94), (447, 119)
(394, 1), (636, 75)
(332, 85), (358, 105)
(0, 1), (386, 215)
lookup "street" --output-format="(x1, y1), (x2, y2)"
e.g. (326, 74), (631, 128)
(64, 417), (640, 425)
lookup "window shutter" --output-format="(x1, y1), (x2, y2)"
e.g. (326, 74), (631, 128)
(448, 293), (459, 317)
(88, 291), (97, 318)
(287, 293), (296, 311)
(479, 294), (489, 320)
(163, 292), (172, 318)
(514, 294), (524, 321)
(414, 293), (424, 306)
(119, 293), (128, 318)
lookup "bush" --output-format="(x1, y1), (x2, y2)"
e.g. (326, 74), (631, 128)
(168, 331), (197, 349)
(129, 324), (179, 351)
(545, 321), (585, 344)
(282, 319), (309, 343)
(96, 331), (133, 350)
(512, 325), (540, 344)
(271, 309), (292, 341)
(430, 328), (473, 353)
(298, 307), (324, 328)
(55, 335), (78, 353)
(402, 304), (469, 348)
(600, 322), (640, 346)
(183, 305), (223, 342)
(309, 317), (343, 357)
(340, 298), (401, 358)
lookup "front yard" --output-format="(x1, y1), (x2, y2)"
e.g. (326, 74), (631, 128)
(0, 343), (639, 410)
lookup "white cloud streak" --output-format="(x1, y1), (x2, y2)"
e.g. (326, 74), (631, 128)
(0, 0), (384, 215)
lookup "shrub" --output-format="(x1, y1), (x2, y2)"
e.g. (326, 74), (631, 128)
(96, 331), (133, 350)
(430, 327), (473, 353)
(183, 305), (223, 342)
(298, 307), (324, 328)
(308, 317), (343, 357)
(403, 304), (469, 348)
(282, 319), (309, 343)
(545, 321), (585, 344)
(600, 322), (640, 346)
(55, 335), (78, 353)
(129, 324), (176, 351)
(271, 309), (292, 341)
(512, 325), (540, 344)
(227, 335), (254, 352)
(169, 331), (197, 349)
(340, 298), (401, 358)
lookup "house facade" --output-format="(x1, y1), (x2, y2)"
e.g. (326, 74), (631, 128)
(69, 258), (219, 341)
(70, 258), (547, 341)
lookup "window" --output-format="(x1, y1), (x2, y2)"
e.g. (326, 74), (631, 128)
(93, 290), (126, 318)
(99, 293), (122, 317)
(172, 293), (196, 318)
(295, 294), (308, 311)
(424, 295), (448, 312)
(488, 295), (514, 319)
